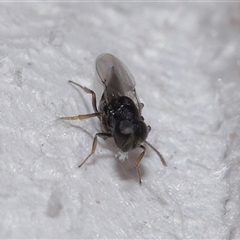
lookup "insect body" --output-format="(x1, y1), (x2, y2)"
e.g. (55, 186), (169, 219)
(61, 53), (167, 184)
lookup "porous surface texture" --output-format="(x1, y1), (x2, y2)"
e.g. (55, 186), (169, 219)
(0, 2), (239, 239)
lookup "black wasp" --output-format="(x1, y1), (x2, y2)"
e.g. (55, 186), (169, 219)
(61, 53), (167, 184)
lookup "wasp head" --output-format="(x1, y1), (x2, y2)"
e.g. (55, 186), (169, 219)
(113, 119), (148, 152)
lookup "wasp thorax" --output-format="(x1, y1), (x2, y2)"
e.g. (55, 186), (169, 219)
(113, 119), (148, 152)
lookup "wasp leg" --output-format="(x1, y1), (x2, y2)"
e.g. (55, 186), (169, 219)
(145, 140), (167, 166)
(61, 112), (101, 121)
(78, 133), (112, 168)
(68, 80), (98, 113)
(134, 145), (146, 185)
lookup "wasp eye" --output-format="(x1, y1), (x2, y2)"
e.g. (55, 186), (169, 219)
(115, 120), (133, 137)
(113, 120), (134, 152)
(137, 121), (148, 141)
(119, 120), (133, 134)
(113, 120), (149, 152)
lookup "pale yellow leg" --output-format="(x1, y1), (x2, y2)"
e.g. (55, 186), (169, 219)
(134, 145), (146, 185)
(78, 133), (112, 168)
(61, 112), (101, 121)
(68, 80), (98, 113)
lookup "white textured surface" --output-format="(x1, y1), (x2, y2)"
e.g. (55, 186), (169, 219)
(0, 2), (240, 239)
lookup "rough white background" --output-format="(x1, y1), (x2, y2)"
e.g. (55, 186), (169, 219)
(0, 2), (240, 239)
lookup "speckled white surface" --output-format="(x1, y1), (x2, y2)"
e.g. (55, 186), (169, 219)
(0, 2), (240, 239)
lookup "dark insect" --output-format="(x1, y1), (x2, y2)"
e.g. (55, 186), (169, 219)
(61, 53), (167, 184)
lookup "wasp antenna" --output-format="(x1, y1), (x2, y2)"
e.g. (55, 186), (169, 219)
(145, 141), (167, 166)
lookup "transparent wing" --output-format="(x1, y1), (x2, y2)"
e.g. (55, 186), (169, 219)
(96, 53), (142, 112)
(96, 53), (136, 96)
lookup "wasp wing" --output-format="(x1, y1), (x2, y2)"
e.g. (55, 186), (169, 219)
(96, 53), (142, 111)
(96, 53), (136, 94)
